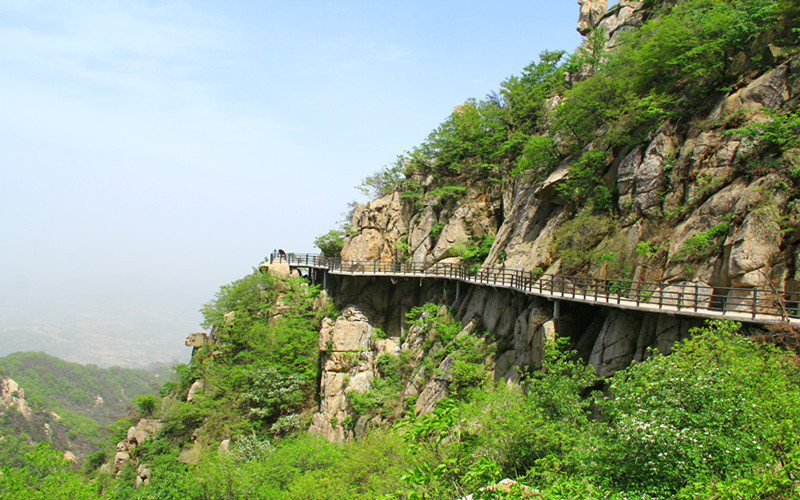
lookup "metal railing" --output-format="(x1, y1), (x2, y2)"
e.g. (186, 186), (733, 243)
(271, 252), (800, 324)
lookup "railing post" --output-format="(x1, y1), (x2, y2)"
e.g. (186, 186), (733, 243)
(694, 283), (699, 312)
(752, 289), (758, 319)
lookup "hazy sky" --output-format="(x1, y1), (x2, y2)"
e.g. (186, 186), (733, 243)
(0, 0), (588, 368)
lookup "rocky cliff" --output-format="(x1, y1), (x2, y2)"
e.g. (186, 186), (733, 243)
(308, 0), (800, 441)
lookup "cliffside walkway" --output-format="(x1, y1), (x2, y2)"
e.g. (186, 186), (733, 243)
(275, 253), (800, 327)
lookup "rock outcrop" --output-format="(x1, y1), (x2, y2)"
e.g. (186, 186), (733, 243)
(0, 377), (32, 419)
(577, 0), (608, 35)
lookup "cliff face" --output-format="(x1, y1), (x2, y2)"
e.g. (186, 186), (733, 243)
(309, 1), (800, 440)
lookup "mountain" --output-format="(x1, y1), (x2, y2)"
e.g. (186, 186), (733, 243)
(0, 352), (168, 464)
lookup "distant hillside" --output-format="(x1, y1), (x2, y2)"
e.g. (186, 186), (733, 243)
(0, 352), (169, 463)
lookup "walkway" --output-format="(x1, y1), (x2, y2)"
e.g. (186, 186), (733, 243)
(273, 252), (800, 326)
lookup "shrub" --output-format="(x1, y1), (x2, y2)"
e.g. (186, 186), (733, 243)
(450, 234), (495, 268)
(597, 320), (800, 497)
(314, 228), (347, 257)
(673, 221), (730, 261)
(549, 208), (614, 269)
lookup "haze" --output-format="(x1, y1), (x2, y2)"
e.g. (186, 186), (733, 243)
(0, 0), (583, 368)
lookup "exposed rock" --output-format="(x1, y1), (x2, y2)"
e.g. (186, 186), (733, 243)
(578, 0), (608, 35)
(185, 332), (212, 348)
(727, 208), (782, 287)
(114, 451), (130, 473)
(0, 377), (32, 419)
(266, 262), (291, 279)
(63, 451), (77, 463)
(177, 443), (203, 465)
(322, 306), (372, 352)
(597, 1), (646, 49)
(218, 439), (230, 454)
(343, 192), (408, 262)
(415, 355), (455, 415)
(134, 419), (162, 446)
(135, 464), (151, 488)
(718, 61), (793, 117)
(429, 204), (494, 264)
(617, 130), (676, 215)
(187, 379), (205, 403)
(589, 310), (643, 377)
(409, 206), (439, 263)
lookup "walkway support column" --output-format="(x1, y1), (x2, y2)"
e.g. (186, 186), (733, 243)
(553, 299), (561, 332)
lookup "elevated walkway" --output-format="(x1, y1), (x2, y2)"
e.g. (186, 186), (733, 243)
(272, 252), (800, 327)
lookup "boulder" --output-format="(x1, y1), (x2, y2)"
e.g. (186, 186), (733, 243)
(343, 192), (408, 262)
(135, 419), (163, 445)
(326, 306), (372, 352)
(267, 262), (291, 279)
(720, 62), (792, 116)
(113, 451), (130, 471)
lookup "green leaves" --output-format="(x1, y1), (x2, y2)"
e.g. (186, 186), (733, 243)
(314, 228), (347, 257)
(599, 320), (800, 497)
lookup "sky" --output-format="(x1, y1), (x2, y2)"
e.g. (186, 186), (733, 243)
(0, 0), (588, 368)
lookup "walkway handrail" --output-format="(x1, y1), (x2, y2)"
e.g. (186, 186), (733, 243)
(271, 252), (800, 324)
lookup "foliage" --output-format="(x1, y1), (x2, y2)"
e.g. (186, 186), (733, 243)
(428, 221), (445, 242)
(554, 149), (614, 210)
(133, 394), (159, 418)
(672, 221), (731, 261)
(314, 228), (347, 257)
(597, 320), (800, 497)
(0, 352), (164, 430)
(243, 366), (306, 423)
(164, 270), (334, 443)
(552, 0), (789, 151)
(549, 208), (615, 269)
(357, 157), (406, 199)
(729, 109), (800, 154)
(0, 442), (99, 500)
(450, 234), (495, 268)
(511, 134), (560, 178)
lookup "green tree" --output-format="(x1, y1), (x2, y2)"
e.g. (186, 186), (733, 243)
(314, 228), (347, 257)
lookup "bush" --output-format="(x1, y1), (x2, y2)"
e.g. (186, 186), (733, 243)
(673, 221), (730, 261)
(133, 394), (159, 417)
(450, 234), (495, 268)
(314, 229), (347, 257)
(549, 208), (614, 269)
(597, 320), (800, 497)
